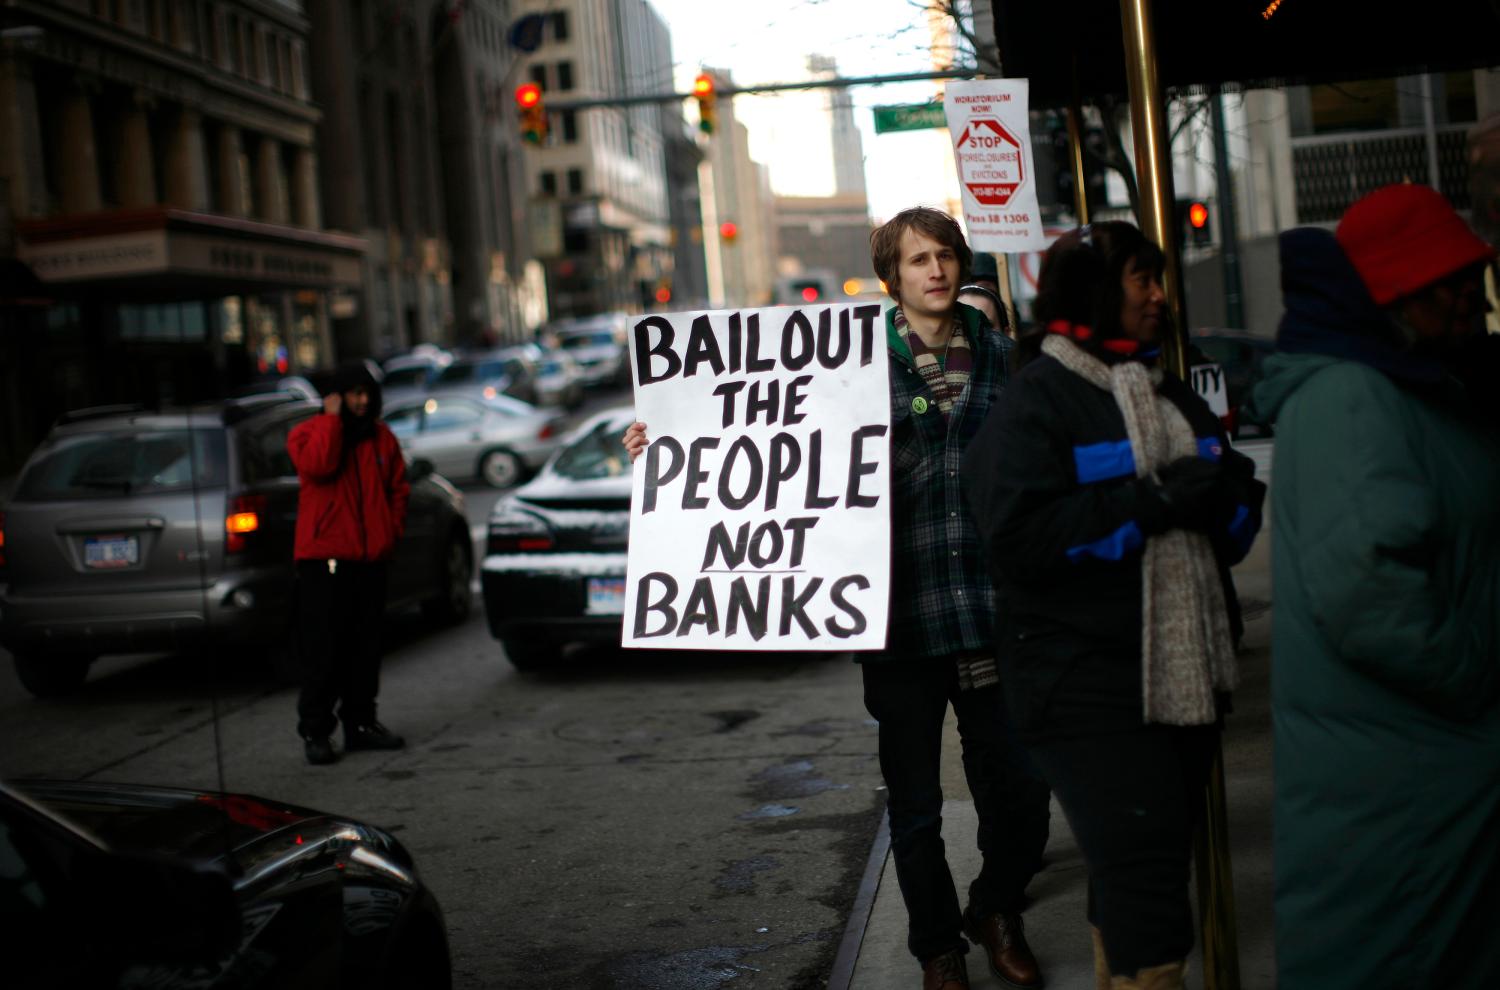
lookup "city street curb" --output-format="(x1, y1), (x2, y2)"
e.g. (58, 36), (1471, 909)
(828, 812), (891, 990)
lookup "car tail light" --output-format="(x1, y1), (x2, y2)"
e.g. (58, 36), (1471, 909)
(538, 421), (555, 440)
(488, 535), (555, 553)
(487, 505), (554, 554)
(226, 495), (267, 553)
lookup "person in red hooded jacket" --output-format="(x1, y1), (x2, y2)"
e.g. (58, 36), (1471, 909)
(287, 360), (410, 765)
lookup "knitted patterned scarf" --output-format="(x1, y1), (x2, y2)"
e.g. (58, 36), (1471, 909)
(1041, 333), (1236, 725)
(894, 309), (971, 417)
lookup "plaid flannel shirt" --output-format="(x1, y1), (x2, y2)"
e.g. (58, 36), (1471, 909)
(877, 302), (1013, 660)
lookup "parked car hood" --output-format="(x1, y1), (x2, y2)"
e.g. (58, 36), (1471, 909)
(513, 471), (630, 505)
(13, 780), (405, 873)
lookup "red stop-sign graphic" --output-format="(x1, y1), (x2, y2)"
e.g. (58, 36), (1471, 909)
(956, 117), (1025, 207)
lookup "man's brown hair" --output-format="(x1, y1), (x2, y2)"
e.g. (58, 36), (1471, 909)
(869, 207), (973, 305)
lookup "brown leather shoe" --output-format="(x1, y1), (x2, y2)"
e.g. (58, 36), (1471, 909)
(921, 949), (970, 990)
(963, 908), (1043, 988)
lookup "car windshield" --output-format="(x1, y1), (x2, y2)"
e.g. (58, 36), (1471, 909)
(550, 420), (631, 481)
(482, 394), (534, 416)
(558, 332), (617, 349)
(382, 365), (430, 387)
(18, 428), (229, 500)
(434, 360), (505, 385)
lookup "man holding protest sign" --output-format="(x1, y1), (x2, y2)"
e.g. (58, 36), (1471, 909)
(623, 208), (1049, 990)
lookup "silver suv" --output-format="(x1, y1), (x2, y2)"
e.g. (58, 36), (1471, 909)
(0, 395), (473, 697)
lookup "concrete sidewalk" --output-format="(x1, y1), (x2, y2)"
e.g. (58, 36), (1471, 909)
(833, 540), (1277, 989)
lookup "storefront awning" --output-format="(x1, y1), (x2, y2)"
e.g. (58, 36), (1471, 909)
(16, 207), (366, 299)
(994, 0), (1500, 108)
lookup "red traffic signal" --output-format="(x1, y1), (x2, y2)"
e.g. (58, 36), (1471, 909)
(515, 83), (547, 144)
(719, 221), (738, 243)
(694, 72), (717, 135)
(1188, 201), (1209, 229)
(800, 286), (819, 303)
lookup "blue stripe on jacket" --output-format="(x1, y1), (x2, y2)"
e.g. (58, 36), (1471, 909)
(1074, 440), (1135, 483)
(1066, 520), (1144, 563)
(1074, 436), (1225, 485)
(1225, 504), (1255, 563)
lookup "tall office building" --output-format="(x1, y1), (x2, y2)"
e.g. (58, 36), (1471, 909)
(807, 55), (866, 199)
(306, 0), (536, 355)
(515, 0), (676, 318)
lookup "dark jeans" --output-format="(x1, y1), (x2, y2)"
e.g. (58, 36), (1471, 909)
(295, 559), (387, 739)
(1025, 723), (1217, 977)
(862, 656), (1052, 962)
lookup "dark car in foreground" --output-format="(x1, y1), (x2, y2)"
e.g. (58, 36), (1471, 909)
(481, 407), (634, 670)
(2, 778), (450, 989)
(0, 396), (473, 697)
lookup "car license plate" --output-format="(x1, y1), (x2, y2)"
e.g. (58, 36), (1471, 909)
(585, 577), (625, 615)
(84, 535), (138, 569)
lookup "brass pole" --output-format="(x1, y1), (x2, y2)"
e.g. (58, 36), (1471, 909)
(1068, 57), (1090, 225)
(1194, 745), (1243, 990)
(1119, 0), (1187, 379)
(1119, 3), (1241, 989)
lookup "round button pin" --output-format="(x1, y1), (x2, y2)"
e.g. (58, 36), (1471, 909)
(911, 396), (929, 414)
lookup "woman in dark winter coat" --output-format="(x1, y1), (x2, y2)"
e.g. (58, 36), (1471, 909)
(1250, 186), (1500, 989)
(961, 222), (1264, 990)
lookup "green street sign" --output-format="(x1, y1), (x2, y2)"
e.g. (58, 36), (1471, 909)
(872, 102), (947, 134)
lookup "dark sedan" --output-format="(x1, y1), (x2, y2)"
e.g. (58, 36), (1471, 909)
(480, 407), (634, 670)
(2, 778), (450, 989)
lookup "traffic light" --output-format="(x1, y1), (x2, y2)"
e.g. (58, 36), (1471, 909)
(1185, 199), (1212, 246)
(718, 220), (738, 244)
(515, 83), (548, 144)
(792, 280), (821, 303)
(693, 73), (716, 135)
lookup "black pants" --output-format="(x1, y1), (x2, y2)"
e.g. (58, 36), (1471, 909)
(296, 559), (387, 738)
(862, 657), (1052, 962)
(1025, 723), (1217, 977)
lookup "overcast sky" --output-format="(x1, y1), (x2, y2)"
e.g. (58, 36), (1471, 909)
(646, 0), (966, 222)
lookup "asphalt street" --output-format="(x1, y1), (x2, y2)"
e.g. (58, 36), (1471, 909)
(0, 386), (894, 989)
(0, 378), (1276, 989)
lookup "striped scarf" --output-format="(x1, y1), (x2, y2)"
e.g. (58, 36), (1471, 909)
(895, 309), (971, 417)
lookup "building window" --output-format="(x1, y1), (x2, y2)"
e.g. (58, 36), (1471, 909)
(550, 11), (569, 41)
(225, 14), (237, 71)
(561, 109), (577, 143)
(265, 35), (280, 91)
(540, 171), (557, 197)
(566, 168), (583, 196)
(556, 61), (573, 92)
(529, 63), (547, 90)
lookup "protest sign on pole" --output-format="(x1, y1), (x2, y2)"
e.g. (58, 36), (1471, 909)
(945, 79), (1049, 253)
(624, 304), (891, 651)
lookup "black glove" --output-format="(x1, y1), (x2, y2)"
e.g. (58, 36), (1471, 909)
(1153, 456), (1236, 533)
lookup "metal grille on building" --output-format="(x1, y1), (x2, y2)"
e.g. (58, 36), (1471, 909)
(1292, 125), (1472, 223)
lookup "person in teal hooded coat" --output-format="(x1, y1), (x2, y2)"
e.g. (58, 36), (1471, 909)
(1249, 185), (1500, 988)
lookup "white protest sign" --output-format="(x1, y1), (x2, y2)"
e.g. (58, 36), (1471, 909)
(624, 304), (891, 651)
(1190, 362), (1230, 417)
(945, 79), (1048, 253)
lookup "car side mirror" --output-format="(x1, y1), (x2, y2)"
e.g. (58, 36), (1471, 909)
(409, 458), (435, 481)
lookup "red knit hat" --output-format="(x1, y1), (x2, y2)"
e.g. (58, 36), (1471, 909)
(1335, 183), (1495, 305)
